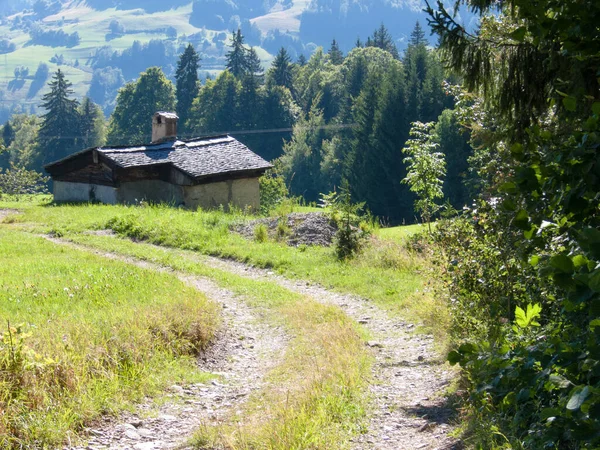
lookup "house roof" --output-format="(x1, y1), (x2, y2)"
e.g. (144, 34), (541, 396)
(45, 135), (272, 181)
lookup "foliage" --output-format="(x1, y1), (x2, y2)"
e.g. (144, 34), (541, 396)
(428, 0), (600, 447)
(254, 223), (268, 242)
(0, 165), (49, 196)
(267, 47), (294, 92)
(259, 168), (289, 215)
(107, 67), (175, 145)
(320, 183), (371, 260)
(402, 121), (446, 229)
(175, 44), (200, 135)
(38, 69), (80, 165)
(78, 97), (106, 149)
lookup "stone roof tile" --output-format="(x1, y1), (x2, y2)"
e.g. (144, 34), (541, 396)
(98, 136), (272, 179)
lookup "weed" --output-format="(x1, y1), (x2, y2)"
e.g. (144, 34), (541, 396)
(254, 223), (268, 242)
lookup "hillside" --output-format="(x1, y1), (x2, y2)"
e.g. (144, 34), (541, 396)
(0, 0), (475, 122)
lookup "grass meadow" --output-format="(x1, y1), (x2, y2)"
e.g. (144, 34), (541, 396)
(0, 227), (219, 448)
(4, 200), (444, 330)
(0, 197), (447, 448)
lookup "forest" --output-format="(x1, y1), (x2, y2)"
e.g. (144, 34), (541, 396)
(0, 22), (473, 224)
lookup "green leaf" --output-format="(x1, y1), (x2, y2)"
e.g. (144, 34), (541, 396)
(549, 374), (571, 388)
(550, 254), (574, 273)
(588, 269), (600, 292)
(447, 350), (462, 365)
(567, 386), (590, 411)
(458, 343), (478, 354)
(572, 255), (588, 268)
(529, 255), (540, 266)
(593, 102), (600, 115)
(509, 27), (526, 42)
(590, 319), (600, 330)
(498, 182), (518, 194)
(563, 96), (577, 112)
(514, 209), (530, 230)
(515, 303), (542, 328)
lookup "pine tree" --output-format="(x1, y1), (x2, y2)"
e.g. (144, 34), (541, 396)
(268, 47), (294, 92)
(297, 54), (307, 66)
(0, 121), (13, 170)
(246, 47), (263, 84)
(78, 97), (105, 149)
(328, 39), (344, 65)
(355, 37), (363, 48)
(2, 121), (15, 148)
(225, 29), (249, 78)
(38, 69), (80, 164)
(367, 23), (399, 59)
(410, 21), (426, 47)
(176, 44), (200, 136)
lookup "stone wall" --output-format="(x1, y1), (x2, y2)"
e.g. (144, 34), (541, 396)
(184, 177), (260, 212)
(53, 181), (118, 204)
(52, 178), (260, 211)
(117, 180), (184, 205)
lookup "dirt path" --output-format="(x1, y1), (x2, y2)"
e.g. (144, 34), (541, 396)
(44, 239), (288, 450)
(46, 236), (459, 450)
(195, 255), (461, 450)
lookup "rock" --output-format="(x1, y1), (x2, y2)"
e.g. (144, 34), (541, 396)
(358, 319), (369, 324)
(169, 384), (184, 394)
(137, 428), (153, 438)
(158, 414), (177, 421)
(134, 443), (160, 450)
(124, 429), (141, 440)
(367, 341), (384, 348)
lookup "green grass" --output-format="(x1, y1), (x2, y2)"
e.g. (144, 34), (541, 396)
(375, 223), (428, 241)
(0, 198), (448, 448)
(4, 202), (443, 327)
(0, 227), (220, 448)
(58, 233), (371, 449)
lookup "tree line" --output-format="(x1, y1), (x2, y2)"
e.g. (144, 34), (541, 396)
(1, 23), (474, 223)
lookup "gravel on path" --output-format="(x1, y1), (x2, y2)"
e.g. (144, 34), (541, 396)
(197, 255), (461, 450)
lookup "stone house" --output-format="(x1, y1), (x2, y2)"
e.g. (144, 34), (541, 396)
(44, 112), (272, 211)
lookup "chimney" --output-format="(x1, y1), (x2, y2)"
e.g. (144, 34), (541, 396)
(152, 112), (178, 143)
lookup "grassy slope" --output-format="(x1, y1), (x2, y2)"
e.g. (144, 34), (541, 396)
(3, 199), (447, 335)
(0, 227), (219, 448)
(1, 199), (374, 449)
(0, 0), (307, 110)
(1, 3), (202, 106)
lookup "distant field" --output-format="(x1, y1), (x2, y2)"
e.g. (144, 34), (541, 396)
(0, 0), (307, 112)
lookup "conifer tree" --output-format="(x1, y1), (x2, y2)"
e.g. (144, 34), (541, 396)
(367, 24), (399, 59)
(225, 29), (249, 78)
(328, 39), (344, 65)
(246, 47), (263, 84)
(2, 121), (15, 148)
(297, 54), (307, 66)
(78, 97), (105, 149)
(410, 21), (426, 47)
(268, 47), (294, 92)
(38, 69), (80, 164)
(176, 44), (200, 135)
(355, 37), (363, 48)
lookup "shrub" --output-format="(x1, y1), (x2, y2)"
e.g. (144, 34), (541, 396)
(259, 169), (289, 215)
(254, 223), (268, 243)
(320, 184), (371, 260)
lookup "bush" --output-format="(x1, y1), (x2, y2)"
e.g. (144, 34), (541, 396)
(320, 184), (371, 260)
(259, 169), (289, 215)
(0, 166), (49, 197)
